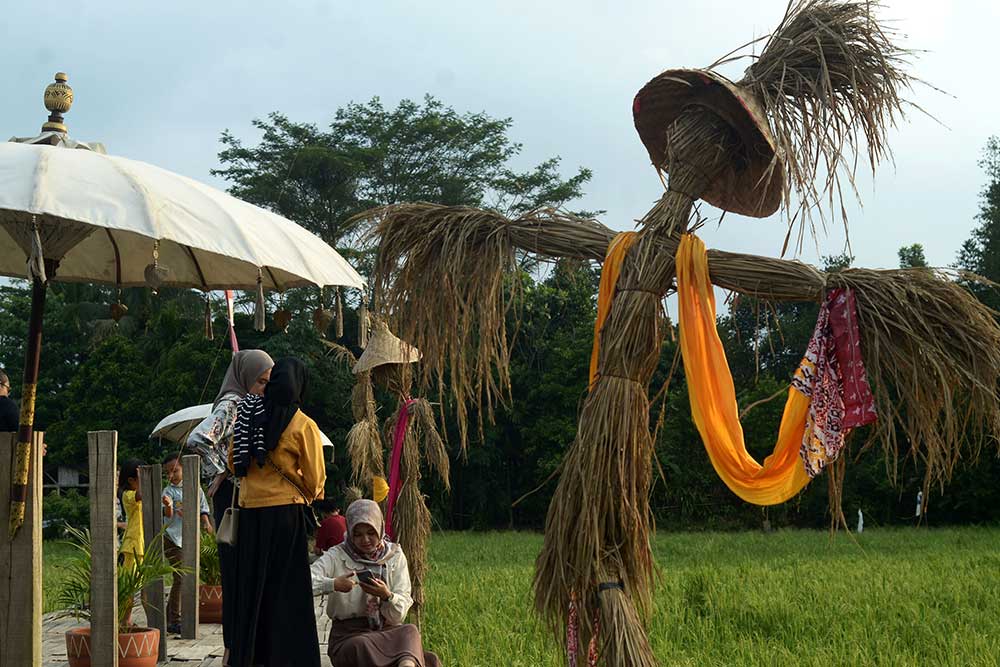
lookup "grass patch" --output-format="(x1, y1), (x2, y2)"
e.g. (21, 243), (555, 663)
(43, 539), (77, 614)
(44, 527), (1000, 665)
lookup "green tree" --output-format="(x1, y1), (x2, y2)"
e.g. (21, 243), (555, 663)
(213, 96), (594, 254)
(957, 137), (1000, 308)
(898, 243), (928, 268)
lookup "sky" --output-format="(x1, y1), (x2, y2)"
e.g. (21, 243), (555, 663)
(1, 0), (997, 272)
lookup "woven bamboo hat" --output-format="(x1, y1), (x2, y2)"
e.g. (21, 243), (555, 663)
(352, 319), (421, 374)
(632, 69), (783, 218)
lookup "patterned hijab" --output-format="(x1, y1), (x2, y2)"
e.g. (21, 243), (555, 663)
(341, 499), (398, 565)
(341, 499), (399, 630)
(213, 350), (274, 409)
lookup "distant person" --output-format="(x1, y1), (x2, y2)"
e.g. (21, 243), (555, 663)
(314, 499), (348, 554)
(229, 357), (326, 667)
(186, 348), (273, 662)
(310, 499), (440, 667)
(0, 369), (18, 432)
(161, 452), (213, 635)
(118, 458), (153, 625)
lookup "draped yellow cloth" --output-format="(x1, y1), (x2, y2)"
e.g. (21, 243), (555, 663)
(676, 234), (811, 505)
(589, 231), (639, 390)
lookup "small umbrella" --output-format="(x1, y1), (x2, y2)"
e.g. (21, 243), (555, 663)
(150, 403), (336, 450)
(2, 73), (363, 536)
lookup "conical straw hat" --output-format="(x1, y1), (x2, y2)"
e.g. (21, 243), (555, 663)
(352, 320), (421, 374)
(632, 69), (783, 218)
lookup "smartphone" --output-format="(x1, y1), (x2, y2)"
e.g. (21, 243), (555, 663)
(356, 569), (377, 586)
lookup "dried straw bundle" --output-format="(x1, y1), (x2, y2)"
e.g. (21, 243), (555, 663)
(347, 370), (385, 488)
(360, 204), (615, 449)
(742, 0), (916, 249)
(830, 267), (1000, 506)
(385, 396), (450, 620)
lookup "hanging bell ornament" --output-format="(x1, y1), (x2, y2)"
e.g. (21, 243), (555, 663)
(110, 302), (128, 323)
(274, 309), (293, 332)
(143, 240), (169, 293)
(313, 308), (334, 337)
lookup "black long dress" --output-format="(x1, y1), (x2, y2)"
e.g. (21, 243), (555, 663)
(211, 477), (237, 649)
(230, 504), (321, 667)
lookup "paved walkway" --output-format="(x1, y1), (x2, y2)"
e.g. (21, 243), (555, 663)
(43, 597), (330, 666)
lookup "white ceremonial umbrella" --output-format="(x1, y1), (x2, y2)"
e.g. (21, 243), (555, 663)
(3, 73), (361, 536)
(150, 403), (336, 450)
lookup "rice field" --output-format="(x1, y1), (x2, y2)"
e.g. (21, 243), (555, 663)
(421, 528), (1000, 667)
(44, 527), (1000, 665)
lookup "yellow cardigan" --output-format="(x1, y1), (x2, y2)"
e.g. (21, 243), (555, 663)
(231, 409), (327, 509)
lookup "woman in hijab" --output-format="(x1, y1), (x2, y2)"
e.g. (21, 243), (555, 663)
(230, 357), (326, 667)
(310, 499), (440, 667)
(186, 349), (273, 661)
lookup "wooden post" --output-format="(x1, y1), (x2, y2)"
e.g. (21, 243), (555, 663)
(181, 455), (200, 639)
(88, 430), (118, 667)
(0, 431), (43, 667)
(139, 464), (167, 662)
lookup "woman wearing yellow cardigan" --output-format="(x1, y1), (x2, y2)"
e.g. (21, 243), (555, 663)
(229, 357), (327, 667)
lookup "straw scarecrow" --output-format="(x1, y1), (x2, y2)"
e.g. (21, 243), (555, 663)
(354, 1), (1000, 664)
(336, 320), (450, 619)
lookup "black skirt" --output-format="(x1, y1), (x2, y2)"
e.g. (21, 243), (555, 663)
(230, 503), (321, 667)
(212, 477), (238, 649)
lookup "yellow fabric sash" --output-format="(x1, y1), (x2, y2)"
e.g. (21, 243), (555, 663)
(589, 231), (638, 390)
(676, 234), (810, 505)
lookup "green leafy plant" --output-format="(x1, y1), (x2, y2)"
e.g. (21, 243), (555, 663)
(199, 530), (221, 586)
(55, 525), (185, 631)
(42, 489), (91, 539)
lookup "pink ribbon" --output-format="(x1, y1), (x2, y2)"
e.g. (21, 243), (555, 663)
(384, 399), (416, 540)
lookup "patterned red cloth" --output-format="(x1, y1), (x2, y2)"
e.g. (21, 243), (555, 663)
(567, 595), (599, 667)
(827, 289), (877, 429)
(791, 288), (877, 477)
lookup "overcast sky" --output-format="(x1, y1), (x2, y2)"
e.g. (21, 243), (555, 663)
(2, 0), (996, 272)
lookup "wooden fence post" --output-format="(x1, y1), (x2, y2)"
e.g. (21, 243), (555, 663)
(0, 431), (44, 667)
(88, 430), (118, 667)
(139, 464), (168, 662)
(181, 455), (200, 639)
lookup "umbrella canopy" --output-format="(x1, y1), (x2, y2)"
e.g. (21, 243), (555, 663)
(0, 140), (364, 291)
(150, 403), (335, 449)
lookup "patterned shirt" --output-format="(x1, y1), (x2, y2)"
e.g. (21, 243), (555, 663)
(186, 394), (240, 480)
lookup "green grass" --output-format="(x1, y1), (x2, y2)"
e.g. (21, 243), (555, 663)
(42, 539), (77, 613)
(44, 527), (1000, 665)
(421, 528), (1000, 667)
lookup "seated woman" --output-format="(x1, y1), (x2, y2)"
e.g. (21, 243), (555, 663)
(311, 499), (440, 667)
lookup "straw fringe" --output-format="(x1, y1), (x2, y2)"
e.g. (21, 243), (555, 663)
(742, 0), (917, 251)
(358, 204), (614, 450)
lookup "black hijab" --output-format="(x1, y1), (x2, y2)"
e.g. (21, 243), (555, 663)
(259, 357), (308, 457)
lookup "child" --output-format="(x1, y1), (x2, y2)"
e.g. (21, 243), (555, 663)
(118, 458), (153, 626)
(161, 452), (212, 634)
(118, 459), (145, 570)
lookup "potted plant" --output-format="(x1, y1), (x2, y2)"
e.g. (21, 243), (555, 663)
(199, 529), (223, 624)
(56, 526), (182, 667)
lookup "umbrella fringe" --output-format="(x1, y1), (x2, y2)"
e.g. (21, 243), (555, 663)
(335, 287), (345, 339)
(254, 271), (266, 332)
(28, 215), (46, 283)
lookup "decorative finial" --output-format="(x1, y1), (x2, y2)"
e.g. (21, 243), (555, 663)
(42, 72), (73, 134)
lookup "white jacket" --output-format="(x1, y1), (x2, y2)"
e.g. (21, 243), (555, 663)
(310, 543), (414, 626)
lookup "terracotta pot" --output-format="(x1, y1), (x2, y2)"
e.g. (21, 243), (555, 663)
(199, 584), (223, 624)
(65, 626), (160, 667)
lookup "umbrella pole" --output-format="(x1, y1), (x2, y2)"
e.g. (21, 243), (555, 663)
(8, 273), (48, 537)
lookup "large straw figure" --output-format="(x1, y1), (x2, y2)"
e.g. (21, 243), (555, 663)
(346, 320), (450, 619)
(357, 2), (1000, 664)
